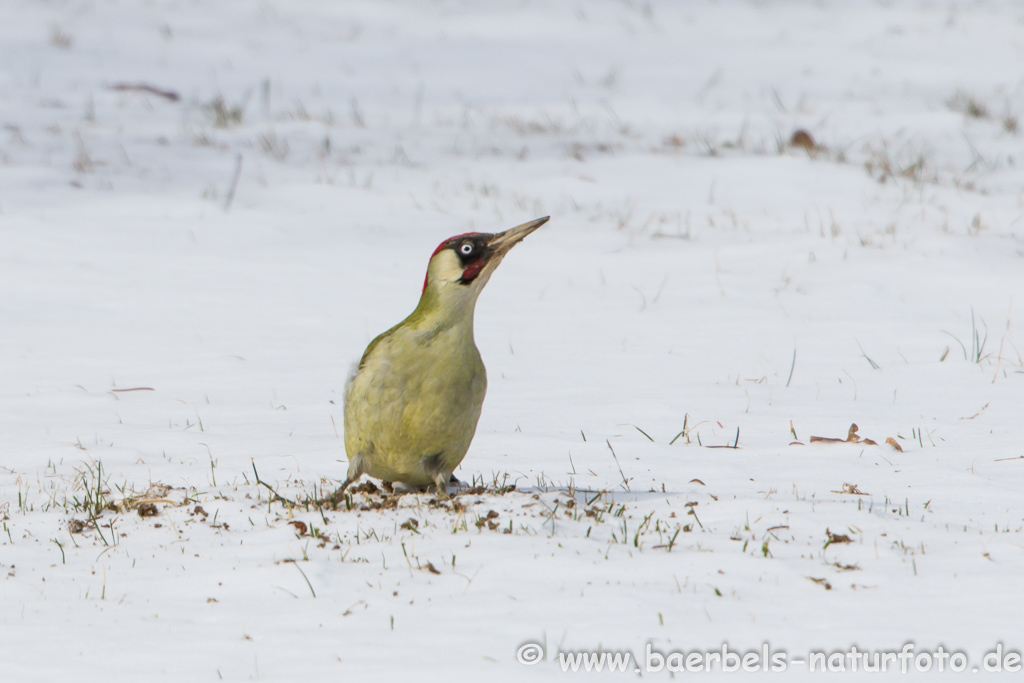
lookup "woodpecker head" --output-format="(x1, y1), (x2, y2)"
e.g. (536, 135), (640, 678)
(421, 216), (549, 299)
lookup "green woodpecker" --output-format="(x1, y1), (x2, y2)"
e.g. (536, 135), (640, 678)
(331, 216), (549, 502)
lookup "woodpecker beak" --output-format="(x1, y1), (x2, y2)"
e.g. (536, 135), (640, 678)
(487, 216), (550, 257)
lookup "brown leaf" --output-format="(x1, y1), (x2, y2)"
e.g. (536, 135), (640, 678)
(832, 562), (860, 572)
(824, 528), (853, 548)
(807, 576), (833, 590)
(885, 437), (903, 452)
(288, 520), (308, 536)
(790, 129), (817, 152)
(137, 502), (159, 518)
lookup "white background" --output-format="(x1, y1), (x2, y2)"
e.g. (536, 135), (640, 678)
(2, 1), (1023, 680)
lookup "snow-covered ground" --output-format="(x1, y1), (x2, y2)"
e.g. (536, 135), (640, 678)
(2, 1), (1024, 680)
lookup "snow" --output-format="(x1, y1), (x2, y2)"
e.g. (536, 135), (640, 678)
(2, 0), (1024, 680)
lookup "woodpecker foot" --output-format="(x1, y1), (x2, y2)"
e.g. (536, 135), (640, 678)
(446, 474), (466, 496)
(432, 472), (453, 500)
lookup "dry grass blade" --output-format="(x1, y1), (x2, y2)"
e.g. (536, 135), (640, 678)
(831, 483), (868, 495)
(108, 83), (180, 102)
(810, 423), (877, 446)
(605, 440), (631, 492)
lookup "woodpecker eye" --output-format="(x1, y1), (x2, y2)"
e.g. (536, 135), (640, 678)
(459, 243), (473, 255)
